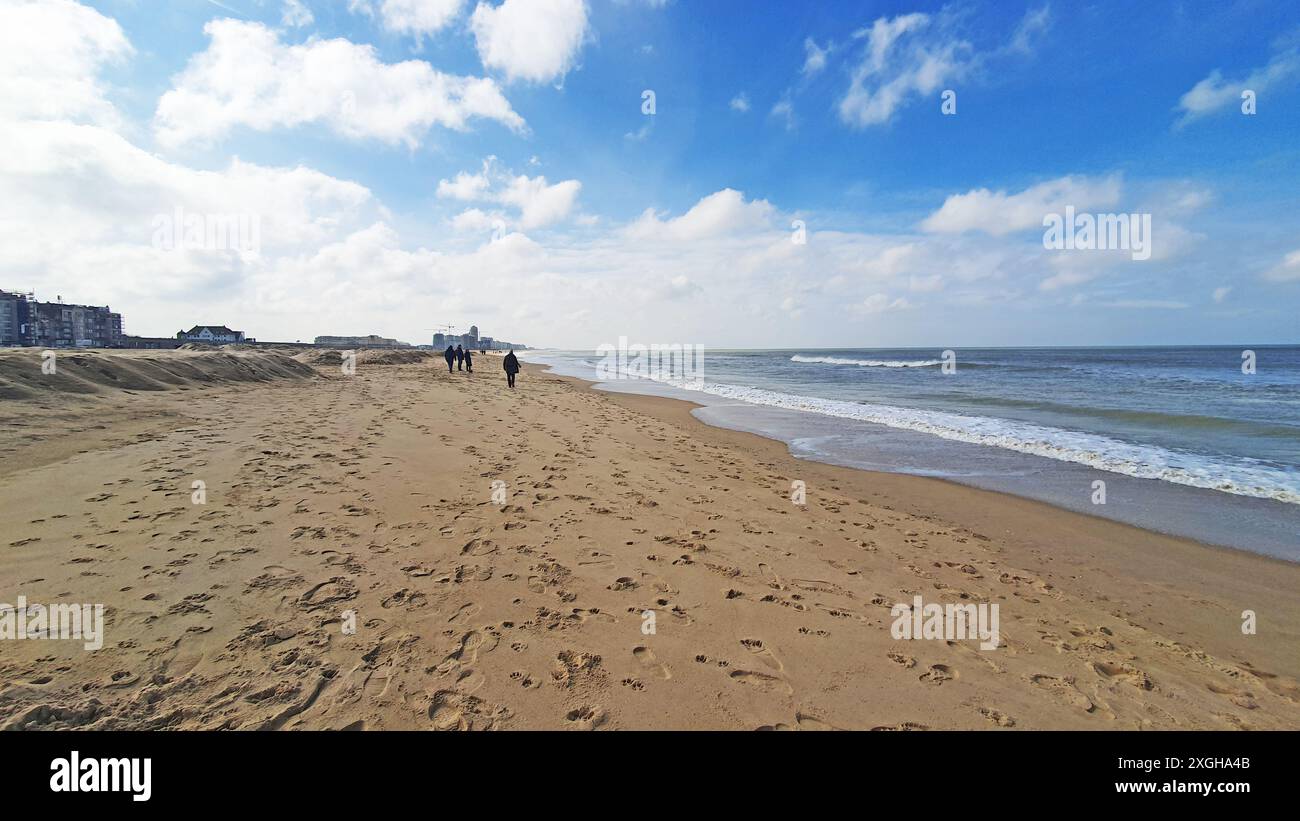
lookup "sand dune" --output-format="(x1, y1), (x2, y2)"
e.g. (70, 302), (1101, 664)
(1, 356), (1298, 730)
(292, 349), (434, 367)
(0, 348), (315, 401)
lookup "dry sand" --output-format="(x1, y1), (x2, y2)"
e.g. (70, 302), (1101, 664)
(1, 348), (1298, 730)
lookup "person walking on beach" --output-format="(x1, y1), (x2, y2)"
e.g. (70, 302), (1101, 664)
(463, 347), (473, 373)
(503, 349), (520, 389)
(443, 345), (455, 373)
(455, 345), (464, 371)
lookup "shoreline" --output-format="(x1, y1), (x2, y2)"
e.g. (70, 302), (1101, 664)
(521, 353), (1300, 561)
(526, 362), (1300, 713)
(536, 362), (1299, 569)
(2, 354), (1298, 729)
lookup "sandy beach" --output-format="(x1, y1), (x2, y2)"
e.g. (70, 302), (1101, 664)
(1, 348), (1298, 731)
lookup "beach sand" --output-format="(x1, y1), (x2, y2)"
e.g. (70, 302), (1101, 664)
(1, 349), (1298, 730)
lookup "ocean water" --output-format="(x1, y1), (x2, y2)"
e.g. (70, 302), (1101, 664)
(524, 346), (1300, 561)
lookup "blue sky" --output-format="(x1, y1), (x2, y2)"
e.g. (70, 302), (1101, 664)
(3, 0), (1299, 347)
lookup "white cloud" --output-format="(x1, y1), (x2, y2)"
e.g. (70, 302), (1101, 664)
(1263, 249), (1300, 282)
(437, 168), (492, 201)
(369, 0), (465, 37)
(837, 12), (967, 128)
(729, 93), (751, 112)
(438, 158), (581, 229)
(770, 98), (795, 130)
(922, 176), (1122, 236)
(1039, 270), (1096, 292)
(470, 0), (589, 84)
(153, 19), (524, 149)
(1212, 286), (1232, 303)
(853, 293), (911, 315)
(1097, 299), (1190, 310)
(449, 207), (498, 233)
(0, 0), (133, 126)
(1177, 43), (1300, 125)
(0, 118), (377, 304)
(282, 0), (314, 27)
(837, 7), (1049, 128)
(626, 189), (774, 242)
(1006, 5), (1051, 55)
(500, 176), (581, 229)
(802, 37), (831, 76)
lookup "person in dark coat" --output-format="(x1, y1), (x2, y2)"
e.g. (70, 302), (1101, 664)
(463, 347), (473, 373)
(503, 349), (520, 389)
(455, 345), (464, 371)
(443, 345), (455, 373)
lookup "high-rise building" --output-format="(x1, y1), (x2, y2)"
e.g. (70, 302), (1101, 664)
(0, 290), (32, 346)
(22, 296), (122, 348)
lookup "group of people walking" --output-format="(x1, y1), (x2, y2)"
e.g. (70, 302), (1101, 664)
(443, 344), (472, 373)
(443, 344), (521, 389)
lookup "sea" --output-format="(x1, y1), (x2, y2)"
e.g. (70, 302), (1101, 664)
(522, 346), (1300, 561)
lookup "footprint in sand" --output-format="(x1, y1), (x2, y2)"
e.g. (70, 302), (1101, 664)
(794, 711), (846, 731)
(978, 707), (1017, 727)
(1240, 665), (1300, 704)
(437, 630), (487, 673)
(1092, 660), (1155, 691)
(448, 602), (481, 623)
(729, 669), (794, 696)
(1206, 681), (1260, 710)
(632, 646), (671, 680)
(564, 704), (608, 730)
(739, 638), (784, 672)
(1029, 673), (1104, 715)
(919, 664), (957, 685)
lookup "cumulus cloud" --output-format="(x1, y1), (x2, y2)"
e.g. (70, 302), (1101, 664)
(438, 157), (581, 229)
(729, 93), (751, 112)
(0, 118), (377, 303)
(351, 0), (465, 37)
(626, 189), (775, 241)
(470, 0), (589, 84)
(153, 19), (524, 148)
(921, 175), (1122, 236)
(0, 0), (133, 126)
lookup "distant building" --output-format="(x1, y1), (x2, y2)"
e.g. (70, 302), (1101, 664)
(1, 291), (123, 348)
(436, 323), (526, 351)
(178, 325), (247, 344)
(314, 334), (409, 349)
(0, 290), (32, 346)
